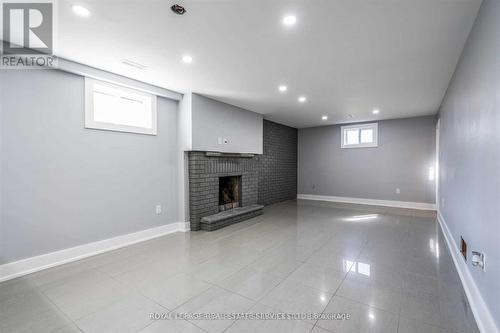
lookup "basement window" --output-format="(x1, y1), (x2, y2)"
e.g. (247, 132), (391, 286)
(85, 78), (157, 135)
(341, 123), (378, 148)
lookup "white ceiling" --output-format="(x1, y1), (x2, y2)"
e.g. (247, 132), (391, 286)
(57, 0), (481, 128)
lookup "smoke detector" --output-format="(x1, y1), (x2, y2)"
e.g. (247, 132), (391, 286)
(171, 4), (186, 15)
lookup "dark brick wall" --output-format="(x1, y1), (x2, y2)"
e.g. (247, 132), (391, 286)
(256, 120), (298, 206)
(187, 120), (297, 230)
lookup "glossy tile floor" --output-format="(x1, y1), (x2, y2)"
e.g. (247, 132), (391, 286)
(0, 200), (479, 333)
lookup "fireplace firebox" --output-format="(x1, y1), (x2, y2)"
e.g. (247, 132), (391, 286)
(218, 176), (241, 211)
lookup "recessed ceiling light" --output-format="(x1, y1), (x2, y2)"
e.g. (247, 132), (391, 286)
(182, 55), (193, 64)
(372, 109), (380, 114)
(121, 59), (148, 70)
(298, 96), (307, 103)
(278, 85), (287, 92)
(282, 15), (297, 26)
(72, 5), (90, 17)
(322, 115), (328, 120)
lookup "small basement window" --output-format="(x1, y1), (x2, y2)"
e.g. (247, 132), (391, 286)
(85, 78), (157, 135)
(341, 123), (378, 148)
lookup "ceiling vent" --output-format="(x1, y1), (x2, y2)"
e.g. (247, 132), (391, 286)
(121, 59), (148, 70)
(171, 4), (186, 15)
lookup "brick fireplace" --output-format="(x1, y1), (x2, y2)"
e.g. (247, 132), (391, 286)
(186, 120), (298, 231)
(187, 152), (262, 231)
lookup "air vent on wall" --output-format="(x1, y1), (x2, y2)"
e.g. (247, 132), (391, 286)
(460, 236), (467, 261)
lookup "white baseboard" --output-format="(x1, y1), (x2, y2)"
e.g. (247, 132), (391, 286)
(438, 213), (499, 333)
(0, 222), (189, 283)
(297, 194), (436, 211)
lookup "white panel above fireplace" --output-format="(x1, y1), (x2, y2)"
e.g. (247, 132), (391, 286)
(189, 93), (263, 154)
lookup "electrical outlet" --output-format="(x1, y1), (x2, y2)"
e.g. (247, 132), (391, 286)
(472, 251), (486, 271)
(217, 137), (222, 145)
(395, 188), (401, 194)
(155, 205), (162, 215)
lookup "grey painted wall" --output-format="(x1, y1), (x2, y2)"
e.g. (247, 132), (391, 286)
(298, 116), (436, 203)
(191, 94), (263, 154)
(257, 120), (297, 206)
(0, 70), (180, 263)
(438, 0), (500, 327)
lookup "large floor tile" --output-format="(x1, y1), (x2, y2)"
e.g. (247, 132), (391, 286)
(316, 296), (398, 333)
(187, 250), (262, 284)
(82, 247), (137, 270)
(286, 262), (345, 293)
(265, 239), (321, 263)
(217, 266), (285, 301)
(439, 297), (480, 333)
(405, 254), (440, 277)
(344, 260), (404, 293)
(245, 250), (303, 279)
(0, 276), (39, 301)
(139, 319), (205, 332)
(260, 279), (332, 323)
(139, 273), (213, 310)
(227, 319), (313, 333)
(0, 290), (72, 333)
(26, 261), (95, 290)
(114, 258), (187, 290)
(397, 315), (455, 333)
(311, 326), (333, 333)
(226, 303), (314, 333)
(306, 248), (356, 271)
(403, 271), (439, 297)
(175, 286), (255, 332)
(336, 278), (402, 314)
(43, 270), (132, 320)
(75, 293), (165, 333)
(53, 323), (84, 333)
(400, 290), (444, 327)
(93, 251), (156, 277)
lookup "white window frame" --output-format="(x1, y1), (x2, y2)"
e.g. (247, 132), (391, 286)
(85, 78), (157, 135)
(341, 123), (378, 148)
